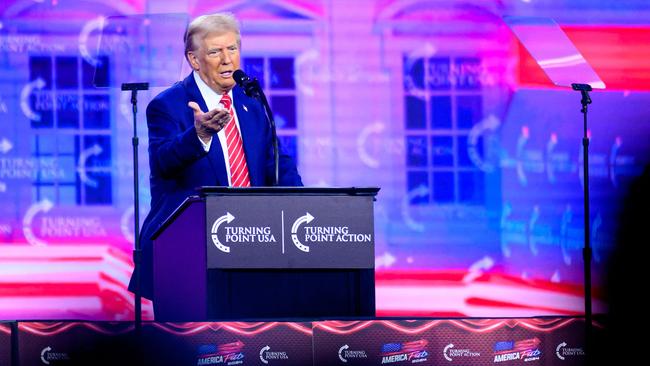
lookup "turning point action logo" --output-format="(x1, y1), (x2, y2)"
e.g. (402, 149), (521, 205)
(443, 343), (480, 362)
(291, 212), (372, 253)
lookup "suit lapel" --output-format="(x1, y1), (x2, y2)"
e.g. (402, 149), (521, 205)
(182, 73), (228, 186)
(182, 74), (209, 116)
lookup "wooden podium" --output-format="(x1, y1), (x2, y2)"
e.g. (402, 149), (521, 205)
(152, 187), (379, 321)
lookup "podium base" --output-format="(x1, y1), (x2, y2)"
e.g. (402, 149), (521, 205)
(205, 269), (375, 320)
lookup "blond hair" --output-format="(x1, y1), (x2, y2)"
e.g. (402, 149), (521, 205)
(184, 12), (241, 63)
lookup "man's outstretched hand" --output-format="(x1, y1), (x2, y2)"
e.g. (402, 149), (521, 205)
(188, 101), (231, 143)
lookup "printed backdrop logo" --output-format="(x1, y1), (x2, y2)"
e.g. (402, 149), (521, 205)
(197, 341), (245, 366)
(0, 96), (7, 114)
(338, 344), (368, 363)
(259, 345), (289, 364)
(21, 78), (45, 121)
(23, 198), (53, 246)
(78, 16), (106, 67)
(211, 212), (276, 253)
(555, 342), (585, 360)
(380, 339), (429, 364)
(77, 144), (103, 187)
(22, 200), (108, 246)
(443, 343), (481, 362)
(40, 346), (70, 365)
(443, 344), (453, 362)
(493, 338), (541, 363)
(0, 137), (13, 154)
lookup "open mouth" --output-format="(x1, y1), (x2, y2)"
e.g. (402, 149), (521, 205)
(220, 71), (233, 78)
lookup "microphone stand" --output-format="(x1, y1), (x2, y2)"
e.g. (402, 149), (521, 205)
(239, 78), (279, 186)
(121, 82), (149, 334)
(11, 321), (18, 366)
(572, 82), (593, 363)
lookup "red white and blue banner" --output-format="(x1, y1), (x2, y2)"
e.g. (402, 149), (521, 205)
(12, 317), (591, 365)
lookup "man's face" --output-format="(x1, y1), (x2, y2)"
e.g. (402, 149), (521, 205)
(188, 31), (240, 94)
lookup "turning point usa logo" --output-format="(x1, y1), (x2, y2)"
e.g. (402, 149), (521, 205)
(555, 342), (585, 360)
(40, 346), (70, 365)
(259, 345), (289, 364)
(493, 338), (541, 363)
(380, 340), (429, 364)
(197, 341), (245, 365)
(211, 212), (276, 253)
(338, 344), (368, 363)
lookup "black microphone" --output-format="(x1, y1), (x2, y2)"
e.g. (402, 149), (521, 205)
(233, 70), (280, 185)
(233, 69), (261, 98)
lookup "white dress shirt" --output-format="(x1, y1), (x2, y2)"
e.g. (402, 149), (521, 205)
(193, 71), (245, 186)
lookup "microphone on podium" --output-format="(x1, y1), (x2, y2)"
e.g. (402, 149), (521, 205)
(232, 69), (280, 185)
(233, 70), (262, 99)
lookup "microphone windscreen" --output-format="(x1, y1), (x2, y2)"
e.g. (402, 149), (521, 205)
(233, 70), (248, 86)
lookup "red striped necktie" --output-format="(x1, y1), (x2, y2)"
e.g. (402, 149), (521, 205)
(220, 94), (251, 187)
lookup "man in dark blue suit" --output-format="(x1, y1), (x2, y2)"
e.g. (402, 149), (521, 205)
(129, 12), (302, 301)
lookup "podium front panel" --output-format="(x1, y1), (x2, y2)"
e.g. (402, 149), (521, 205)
(205, 194), (375, 269)
(154, 188), (377, 320)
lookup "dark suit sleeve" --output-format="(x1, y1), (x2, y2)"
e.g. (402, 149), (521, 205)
(147, 97), (208, 179)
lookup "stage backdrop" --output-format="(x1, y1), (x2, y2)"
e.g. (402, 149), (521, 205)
(1, 0), (649, 320)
